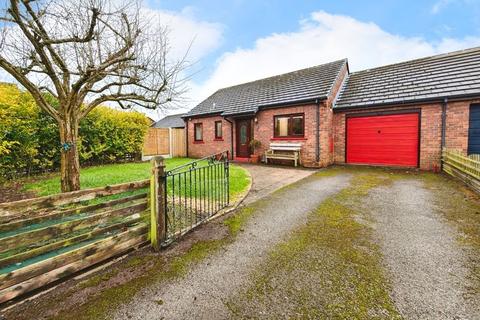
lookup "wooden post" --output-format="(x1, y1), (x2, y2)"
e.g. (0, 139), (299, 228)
(150, 156), (166, 251)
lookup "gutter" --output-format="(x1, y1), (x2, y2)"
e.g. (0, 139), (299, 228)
(224, 117), (235, 159)
(334, 93), (480, 113)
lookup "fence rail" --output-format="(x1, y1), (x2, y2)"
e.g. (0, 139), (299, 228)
(442, 149), (480, 193)
(0, 181), (149, 303)
(0, 152), (232, 303)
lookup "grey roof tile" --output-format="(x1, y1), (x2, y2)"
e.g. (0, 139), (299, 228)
(152, 113), (186, 128)
(185, 59), (347, 117)
(336, 47), (480, 109)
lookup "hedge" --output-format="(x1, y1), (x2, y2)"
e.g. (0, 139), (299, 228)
(0, 83), (150, 180)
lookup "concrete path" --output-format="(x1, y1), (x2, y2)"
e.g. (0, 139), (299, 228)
(238, 163), (317, 204)
(113, 172), (351, 320)
(366, 179), (479, 320)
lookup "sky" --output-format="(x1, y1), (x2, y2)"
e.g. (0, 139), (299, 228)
(2, 0), (480, 120)
(142, 0), (480, 119)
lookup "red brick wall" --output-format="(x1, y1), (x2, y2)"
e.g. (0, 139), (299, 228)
(186, 116), (233, 158)
(186, 104), (324, 166)
(320, 63), (348, 166)
(444, 100), (476, 153)
(253, 104), (320, 167)
(333, 99), (480, 171)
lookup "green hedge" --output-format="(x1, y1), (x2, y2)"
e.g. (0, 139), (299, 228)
(0, 83), (150, 180)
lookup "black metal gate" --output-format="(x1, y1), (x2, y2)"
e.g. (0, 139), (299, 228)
(162, 151), (230, 243)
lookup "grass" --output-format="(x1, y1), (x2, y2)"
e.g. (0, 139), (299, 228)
(22, 158), (250, 200)
(226, 170), (402, 319)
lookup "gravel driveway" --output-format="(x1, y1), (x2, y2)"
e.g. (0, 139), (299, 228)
(113, 173), (351, 320)
(366, 178), (480, 319)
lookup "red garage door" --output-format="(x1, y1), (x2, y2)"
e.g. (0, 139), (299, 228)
(346, 113), (419, 167)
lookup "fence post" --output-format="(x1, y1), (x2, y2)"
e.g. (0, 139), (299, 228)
(150, 156), (166, 251)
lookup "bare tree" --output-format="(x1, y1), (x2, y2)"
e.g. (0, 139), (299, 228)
(0, 0), (187, 192)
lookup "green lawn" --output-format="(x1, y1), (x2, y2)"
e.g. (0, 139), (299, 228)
(24, 158), (250, 200)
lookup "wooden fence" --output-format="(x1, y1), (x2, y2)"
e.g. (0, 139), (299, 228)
(0, 180), (150, 303)
(143, 128), (170, 156)
(0, 153), (227, 303)
(442, 149), (480, 193)
(170, 128), (187, 157)
(143, 128), (186, 158)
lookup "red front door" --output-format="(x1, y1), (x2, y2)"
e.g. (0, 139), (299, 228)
(236, 119), (251, 157)
(346, 113), (419, 167)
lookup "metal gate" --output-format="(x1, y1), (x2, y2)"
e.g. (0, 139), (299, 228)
(150, 151), (230, 246)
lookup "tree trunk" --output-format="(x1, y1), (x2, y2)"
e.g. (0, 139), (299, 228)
(59, 114), (81, 192)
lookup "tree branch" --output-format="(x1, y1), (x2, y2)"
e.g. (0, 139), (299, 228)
(0, 54), (60, 121)
(9, 0), (66, 100)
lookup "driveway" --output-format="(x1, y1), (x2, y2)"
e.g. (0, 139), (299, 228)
(366, 178), (480, 319)
(112, 166), (479, 319)
(237, 163), (317, 204)
(10, 165), (477, 320)
(114, 169), (351, 319)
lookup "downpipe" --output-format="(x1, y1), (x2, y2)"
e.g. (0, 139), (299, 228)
(440, 98), (448, 171)
(315, 99), (320, 163)
(224, 117), (234, 160)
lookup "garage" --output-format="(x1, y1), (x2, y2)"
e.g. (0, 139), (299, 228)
(346, 113), (419, 167)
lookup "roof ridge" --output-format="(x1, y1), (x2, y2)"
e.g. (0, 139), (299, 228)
(351, 46), (480, 75)
(214, 58), (348, 92)
(326, 59), (349, 98)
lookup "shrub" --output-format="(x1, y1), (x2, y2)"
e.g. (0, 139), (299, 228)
(0, 83), (150, 180)
(79, 107), (150, 165)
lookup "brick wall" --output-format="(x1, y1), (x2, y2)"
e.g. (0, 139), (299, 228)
(186, 116), (233, 158)
(445, 100), (475, 153)
(186, 104), (325, 166)
(186, 74), (478, 171)
(333, 99), (480, 171)
(320, 63), (348, 166)
(253, 104), (321, 167)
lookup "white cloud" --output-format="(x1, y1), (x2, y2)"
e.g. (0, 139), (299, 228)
(140, 6), (223, 63)
(0, 4), (224, 121)
(190, 11), (480, 107)
(135, 6), (224, 120)
(431, 0), (454, 14)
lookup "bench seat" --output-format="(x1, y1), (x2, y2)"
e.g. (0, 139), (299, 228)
(265, 143), (301, 167)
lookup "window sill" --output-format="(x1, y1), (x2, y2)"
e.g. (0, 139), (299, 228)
(270, 137), (306, 141)
(214, 138), (224, 141)
(193, 141), (204, 144)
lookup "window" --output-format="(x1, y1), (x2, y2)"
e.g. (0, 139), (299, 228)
(274, 114), (304, 138)
(194, 123), (203, 141)
(215, 121), (223, 139)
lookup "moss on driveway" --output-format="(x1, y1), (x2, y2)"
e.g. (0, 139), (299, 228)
(422, 173), (480, 299)
(226, 169), (403, 319)
(226, 167), (480, 319)
(5, 166), (479, 320)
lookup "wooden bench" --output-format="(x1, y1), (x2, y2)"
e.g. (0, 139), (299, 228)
(265, 143), (301, 167)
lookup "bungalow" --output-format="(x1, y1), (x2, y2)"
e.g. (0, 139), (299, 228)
(184, 46), (480, 171)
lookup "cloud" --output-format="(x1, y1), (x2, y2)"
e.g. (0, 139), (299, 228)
(431, 0), (454, 14)
(135, 6), (224, 119)
(140, 6), (223, 63)
(0, 4), (224, 120)
(191, 11), (480, 106)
